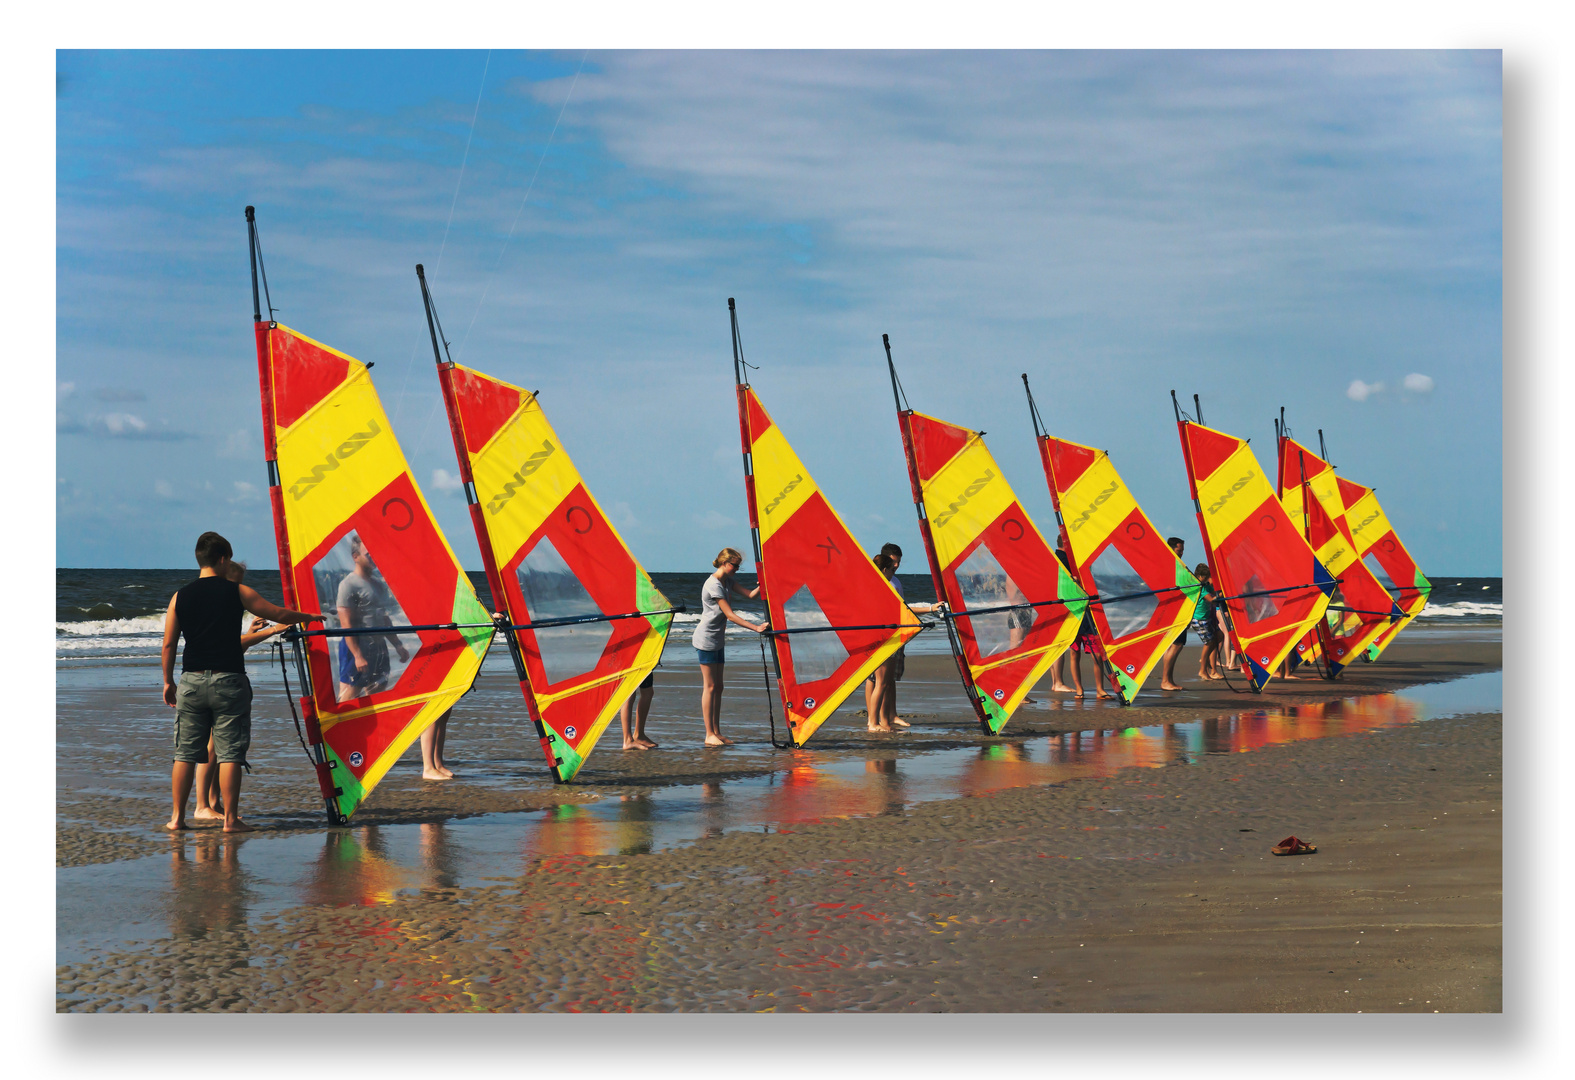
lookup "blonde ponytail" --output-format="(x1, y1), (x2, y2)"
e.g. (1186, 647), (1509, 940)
(713, 547), (744, 569)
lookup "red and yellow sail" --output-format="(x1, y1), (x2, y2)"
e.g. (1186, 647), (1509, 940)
(1176, 417), (1333, 690)
(1337, 475), (1432, 661)
(738, 386), (921, 745)
(437, 363), (673, 782)
(255, 322), (493, 822)
(897, 409), (1087, 732)
(1036, 433), (1200, 703)
(1276, 437), (1403, 674)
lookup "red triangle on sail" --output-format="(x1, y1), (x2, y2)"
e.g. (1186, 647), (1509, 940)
(1185, 424), (1243, 482)
(450, 366), (528, 454)
(1046, 437), (1099, 490)
(270, 329), (351, 429)
(908, 412), (973, 483)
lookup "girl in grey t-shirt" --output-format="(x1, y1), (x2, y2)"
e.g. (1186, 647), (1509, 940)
(693, 547), (768, 746)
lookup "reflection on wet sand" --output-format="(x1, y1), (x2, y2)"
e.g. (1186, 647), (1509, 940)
(62, 677), (1481, 967)
(167, 838), (248, 942)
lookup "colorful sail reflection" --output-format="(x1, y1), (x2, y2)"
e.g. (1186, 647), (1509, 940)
(1174, 406), (1333, 690)
(1275, 434), (1402, 675)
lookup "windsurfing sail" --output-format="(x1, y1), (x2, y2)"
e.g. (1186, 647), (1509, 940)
(422, 266), (676, 782)
(730, 301), (921, 746)
(1172, 393), (1333, 691)
(1274, 424), (1402, 676)
(887, 340), (1088, 733)
(1023, 375), (1199, 705)
(1335, 473), (1432, 661)
(246, 209), (493, 826)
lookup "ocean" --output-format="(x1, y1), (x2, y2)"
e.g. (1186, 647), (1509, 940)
(57, 568), (1502, 669)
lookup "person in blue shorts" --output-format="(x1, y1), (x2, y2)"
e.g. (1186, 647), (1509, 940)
(692, 548), (767, 747)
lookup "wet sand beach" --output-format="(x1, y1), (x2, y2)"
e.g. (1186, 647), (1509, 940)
(56, 632), (1500, 1012)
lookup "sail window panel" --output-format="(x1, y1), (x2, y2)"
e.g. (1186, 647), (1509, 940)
(1088, 543), (1156, 640)
(954, 543), (1031, 658)
(516, 536), (613, 686)
(1222, 537), (1286, 627)
(1363, 552), (1398, 593)
(781, 584), (850, 685)
(312, 529), (423, 698)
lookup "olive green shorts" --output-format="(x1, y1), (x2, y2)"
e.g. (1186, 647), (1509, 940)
(174, 671), (252, 764)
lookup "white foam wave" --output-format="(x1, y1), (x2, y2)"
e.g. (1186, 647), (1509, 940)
(1419, 601), (1502, 619)
(57, 616), (165, 637)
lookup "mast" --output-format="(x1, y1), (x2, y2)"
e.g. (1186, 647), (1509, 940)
(1172, 390), (1256, 692)
(1022, 373), (1122, 703)
(729, 299), (792, 739)
(419, 265), (563, 778)
(246, 206), (345, 826)
(886, 334), (989, 728)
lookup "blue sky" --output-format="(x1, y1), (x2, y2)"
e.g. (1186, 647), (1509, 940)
(55, 49), (1502, 574)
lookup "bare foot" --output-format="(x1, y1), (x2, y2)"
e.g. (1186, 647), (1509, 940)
(222, 818), (254, 833)
(1050, 683), (1074, 693)
(438, 766), (455, 778)
(1160, 681), (1184, 691)
(164, 818), (188, 832)
(703, 735), (734, 747)
(636, 737), (659, 749)
(623, 739), (650, 751)
(891, 716), (911, 728)
(422, 768), (452, 780)
(192, 806), (224, 823)
(872, 723), (893, 733)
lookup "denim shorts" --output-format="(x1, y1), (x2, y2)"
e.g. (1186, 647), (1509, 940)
(174, 671), (252, 764)
(695, 648), (725, 665)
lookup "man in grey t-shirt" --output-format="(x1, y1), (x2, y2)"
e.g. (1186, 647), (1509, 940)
(335, 535), (410, 701)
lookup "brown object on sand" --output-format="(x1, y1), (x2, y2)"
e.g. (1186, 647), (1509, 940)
(1271, 835), (1317, 856)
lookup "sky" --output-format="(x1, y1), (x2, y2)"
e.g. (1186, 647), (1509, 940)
(55, 49), (1502, 574)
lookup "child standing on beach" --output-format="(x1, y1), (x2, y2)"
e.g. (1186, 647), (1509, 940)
(620, 673), (658, 750)
(864, 543), (936, 733)
(1192, 564), (1224, 680)
(692, 548), (768, 747)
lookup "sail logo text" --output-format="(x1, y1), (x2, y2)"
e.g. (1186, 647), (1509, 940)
(1068, 481), (1119, 532)
(933, 469), (995, 528)
(1352, 509), (1381, 535)
(762, 474), (804, 515)
(487, 440), (556, 516)
(1205, 473), (1255, 515)
(288, 420), (381, 501)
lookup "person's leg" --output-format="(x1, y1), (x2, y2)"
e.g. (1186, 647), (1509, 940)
(194, 733), (222, 820)
(700, 663), (732, 746)
(1069, 650), (1085, 697)
(888, 651), (909, 727)
(1160, 634), (1185, 690)
(434, 716), (450, 775)
(210, 673), (254, 832)
(635, 687), (657, 747)
(620, 692), (641, 749)
(867, 666), (891, 731)
(1093, 653), (1112, 699)
(420, 718), (451, 779)
(218, 763), (251, 833)
(1050, 654), (1073, 692)
(168, 761), (197, 831)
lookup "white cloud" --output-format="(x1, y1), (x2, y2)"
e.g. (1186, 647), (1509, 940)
(154, 479), (176, 499)
(1403, 372), (1435, 393)
(431, 468), (464, 493)
(103, 412), (148, 435)
(1346, 379), (1386, 402)
(694, 509), (734, 529)
(229, 480), (260, 503)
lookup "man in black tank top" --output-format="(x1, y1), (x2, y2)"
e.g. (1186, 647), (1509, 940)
(161, 531), (319, 832)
